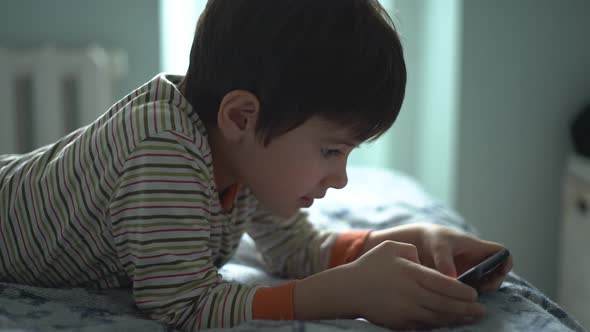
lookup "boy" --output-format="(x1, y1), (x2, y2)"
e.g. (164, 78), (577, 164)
(0, 0), (512, 330)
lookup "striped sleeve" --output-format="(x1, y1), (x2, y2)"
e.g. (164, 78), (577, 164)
(246, 208), (371, 279)
(109, 130), (262, 330)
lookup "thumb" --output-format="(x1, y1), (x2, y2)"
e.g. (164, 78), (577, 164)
(379, 241), (421, 264)
(433, 246), (457, 278)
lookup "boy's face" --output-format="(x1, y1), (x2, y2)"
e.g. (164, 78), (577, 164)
(238, 116), (357, 218)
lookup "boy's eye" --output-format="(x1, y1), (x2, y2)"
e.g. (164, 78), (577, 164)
(321, 148), (343, 158)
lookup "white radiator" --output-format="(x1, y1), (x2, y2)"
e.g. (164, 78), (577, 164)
(558, 155), (590, 330)
(0, 45), (127, 154)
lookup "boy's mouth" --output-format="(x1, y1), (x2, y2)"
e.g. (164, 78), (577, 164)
(299, 196), (314, 208)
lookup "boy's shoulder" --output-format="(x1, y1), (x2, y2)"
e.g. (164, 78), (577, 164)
(102, 73), (207, 149)
(70, 73), (214, 173)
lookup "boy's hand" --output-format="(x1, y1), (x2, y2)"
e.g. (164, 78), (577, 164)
(363, 224), (513, 293)
(418, 224), (513, 293)
(348, 240), (487, 330)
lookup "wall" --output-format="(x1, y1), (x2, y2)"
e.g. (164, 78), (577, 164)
(389, 0), (590, 298)
(351, 0), (462, 206)
(0, 0), (160, 101)
(456, 0), (590, 297)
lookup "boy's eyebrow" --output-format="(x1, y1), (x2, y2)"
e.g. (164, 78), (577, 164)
(322, 138), (360, 148)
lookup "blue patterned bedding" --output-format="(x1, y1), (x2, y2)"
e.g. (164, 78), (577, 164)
(0, 167), (586, 332)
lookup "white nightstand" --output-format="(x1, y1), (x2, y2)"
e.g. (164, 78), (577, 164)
(558, 154), (590, 329)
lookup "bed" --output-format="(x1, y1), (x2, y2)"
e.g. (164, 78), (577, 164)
(0, 167), (585, 332)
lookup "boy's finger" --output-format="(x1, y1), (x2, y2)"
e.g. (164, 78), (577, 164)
(468, 241), (506, 261)
(414, 285), (487, 318)
(477, 276), (505, 293)
(382, 240), (421, 264)
(502, 255), (514, 274)
(477, 265), (511, 291)
(474, 254), (512, 293)
(414, 264), (478, 301)
(411, 308), (461, 329)
(433, 246), (457, 278)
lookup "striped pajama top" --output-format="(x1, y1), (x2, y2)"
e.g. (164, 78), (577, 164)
(0, 73), (370, 330)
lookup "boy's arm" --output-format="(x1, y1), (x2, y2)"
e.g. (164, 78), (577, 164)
(110, 130), (296, 329)
(246, 207), (371, 279)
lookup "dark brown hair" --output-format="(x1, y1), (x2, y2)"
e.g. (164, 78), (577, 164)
(181, 0), (406, 145)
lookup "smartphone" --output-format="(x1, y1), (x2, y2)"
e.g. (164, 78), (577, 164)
(457, 248), (510, 288)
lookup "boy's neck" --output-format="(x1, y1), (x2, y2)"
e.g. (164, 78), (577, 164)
(178, 82), (238, 194)
(207, 126), (239, 194)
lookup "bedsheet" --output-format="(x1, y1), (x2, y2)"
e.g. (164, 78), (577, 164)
(0, 167), (585, 332)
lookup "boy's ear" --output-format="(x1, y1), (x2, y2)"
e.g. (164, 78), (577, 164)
(217, 90), (260, 142)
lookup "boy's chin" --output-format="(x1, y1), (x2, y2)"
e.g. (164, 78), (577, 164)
(267, 204), (301, 219)
(255, 196), (305, 219)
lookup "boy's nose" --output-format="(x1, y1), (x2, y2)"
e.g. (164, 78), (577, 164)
(323, 166), (348, 190)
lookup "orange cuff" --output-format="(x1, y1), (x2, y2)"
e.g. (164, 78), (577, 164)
(252, 280), (297, 320)
(328, 230), (372, 268)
